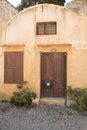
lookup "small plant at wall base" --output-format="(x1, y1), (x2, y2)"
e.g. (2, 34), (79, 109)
(67, 86), (87, 111)
(10, 81), (37, 108)
(67, 86), (74, 98)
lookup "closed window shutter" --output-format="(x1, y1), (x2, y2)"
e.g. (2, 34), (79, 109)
(45, 22), (56, 34)
(37, 22), (57, 35)
(4, 52), (23, 84)
(37, 23), (45, 35)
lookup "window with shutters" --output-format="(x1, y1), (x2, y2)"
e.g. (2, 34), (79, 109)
(4, 52), (23, 84)
(36, 22), (57, 35)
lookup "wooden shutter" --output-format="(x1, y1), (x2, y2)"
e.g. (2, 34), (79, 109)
(4, 52), (23, 84)
(37, 22), (57, 35)
(45, 22), (56, 34)
(37, 23), (45, 35)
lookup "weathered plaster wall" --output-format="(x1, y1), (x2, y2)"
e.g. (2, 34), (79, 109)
(66, 0), (87, 15)
(5, 5), (81, 45)
(0, 0), (18, 45)
(70, 49), (87, 88)
(5, 4), (87, 46)
(0, 4), (87, 99)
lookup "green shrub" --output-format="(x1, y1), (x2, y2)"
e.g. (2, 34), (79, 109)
(67, 86), (74, 97)
(67, 86), (87, 111)
(74, 88), (87, 111)
(10, 81), (37, 108)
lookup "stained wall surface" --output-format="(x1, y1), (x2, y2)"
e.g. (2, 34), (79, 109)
(0, 4), (87, 99)
(0, 0), (18, 45)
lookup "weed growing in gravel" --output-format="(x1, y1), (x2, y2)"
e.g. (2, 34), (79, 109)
(10, 81), (37, 108)
(66, 109), (73, 115)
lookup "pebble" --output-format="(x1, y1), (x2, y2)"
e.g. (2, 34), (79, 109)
(0, 103), (87, 130)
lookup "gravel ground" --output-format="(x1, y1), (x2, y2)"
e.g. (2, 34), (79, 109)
(0, 103), (87, 130)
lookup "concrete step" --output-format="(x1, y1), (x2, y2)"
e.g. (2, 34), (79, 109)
(40, 98), (65, 105)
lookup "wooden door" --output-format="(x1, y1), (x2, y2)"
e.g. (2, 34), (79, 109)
(41, 52), (66, 98)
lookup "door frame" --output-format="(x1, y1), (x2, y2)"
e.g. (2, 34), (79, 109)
(40, 52), (67, 98)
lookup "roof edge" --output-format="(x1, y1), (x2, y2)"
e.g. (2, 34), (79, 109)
(7, 4), (65, 24)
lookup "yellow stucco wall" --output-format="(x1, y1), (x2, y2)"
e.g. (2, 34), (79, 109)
(0, 4), (87, 100)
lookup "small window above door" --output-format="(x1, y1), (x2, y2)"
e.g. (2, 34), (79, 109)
(36, 22), (57, 35)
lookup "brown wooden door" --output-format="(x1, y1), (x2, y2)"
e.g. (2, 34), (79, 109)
(41, 52), (66, 98)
